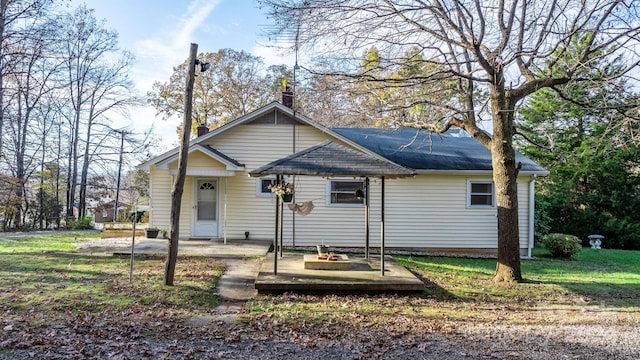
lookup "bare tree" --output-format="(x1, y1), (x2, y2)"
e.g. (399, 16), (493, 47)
(76, 55), (141, 219)
(261, 0), (640, 281)
(56, 4), (141, 221)
(0, 0), (51, 165)
(1, 5), (64, 228)
(0, 2), (149, 230)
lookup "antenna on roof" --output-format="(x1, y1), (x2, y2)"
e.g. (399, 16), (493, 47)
(292, 22), (301, 248)
(294, 24), (300, 71)
(292, 21), (301, 153)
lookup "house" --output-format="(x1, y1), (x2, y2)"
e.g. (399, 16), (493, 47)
(92, 200), (129, 225)
(138, 101), (548, 256)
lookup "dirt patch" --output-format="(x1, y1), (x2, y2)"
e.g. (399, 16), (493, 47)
(73, 238), (133, 253)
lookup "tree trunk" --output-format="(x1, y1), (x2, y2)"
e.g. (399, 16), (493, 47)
(66, 109), (81, 221)
(0, 0), (7, 161)
(78, 121), (92, 220)
(113, 130), (125, 223)
(491, 85), (522, 282)
(56, 122), (61, 229)
(164, 43), (198, 286)
(39, 126), (46, 230)
(14, 90), (26, 229)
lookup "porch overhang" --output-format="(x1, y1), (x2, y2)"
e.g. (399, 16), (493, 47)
(249, 140), (416, 179)
(169, 169), (238, 177)
(249, 141), (416, 278)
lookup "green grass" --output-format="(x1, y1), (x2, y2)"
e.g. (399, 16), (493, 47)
(244, 247), (640, 333)
(0, 230), (100, 253)
(395, 247), (640, 306)
(0, 232), (225, 324)
(3, 232), (639, 335)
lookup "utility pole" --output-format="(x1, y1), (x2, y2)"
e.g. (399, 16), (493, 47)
(164, 43), (199, 286)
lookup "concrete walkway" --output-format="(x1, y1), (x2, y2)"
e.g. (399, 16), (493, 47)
(208, 256), (265, 325)
(75, 237), (270, 258)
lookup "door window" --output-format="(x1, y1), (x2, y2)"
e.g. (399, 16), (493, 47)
(197, 181), (217, 220)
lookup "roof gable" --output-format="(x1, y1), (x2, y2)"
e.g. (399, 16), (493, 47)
(155, 143), (244, 171)
(139, 102), (390, 169)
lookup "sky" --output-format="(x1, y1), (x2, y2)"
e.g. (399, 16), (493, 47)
(71, 0), (291, 152)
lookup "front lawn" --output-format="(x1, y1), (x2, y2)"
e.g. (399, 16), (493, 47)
(395, 248), (640, 306)
(0, 232), (225, 327)
(1, 234), (638, 359)
(244, 248), (640, 343)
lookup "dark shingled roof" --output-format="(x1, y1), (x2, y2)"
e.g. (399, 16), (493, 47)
(249, 141), (416, 178)
(333, 128), (548, 174)
(201, 145), (244, 167)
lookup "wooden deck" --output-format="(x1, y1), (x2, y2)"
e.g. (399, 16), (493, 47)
(255, 253), (425, 294)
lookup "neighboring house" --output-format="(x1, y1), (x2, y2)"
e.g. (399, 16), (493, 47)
(93, 200), (129, 224)
(139, 101), (548, 256)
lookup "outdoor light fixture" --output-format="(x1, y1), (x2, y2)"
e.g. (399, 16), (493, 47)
(195, 59), (211, 72)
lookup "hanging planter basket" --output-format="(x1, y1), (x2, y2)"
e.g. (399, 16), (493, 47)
(269, 182), (295, 203)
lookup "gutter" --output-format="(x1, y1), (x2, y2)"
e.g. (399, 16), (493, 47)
(528, 174), (537, 258)
(413, 169), (549, 176)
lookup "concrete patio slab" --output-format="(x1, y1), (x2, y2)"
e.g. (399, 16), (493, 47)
(75, 237), (272, 258)
(255, 253), (425, 294)
(76, 238), (425, 296)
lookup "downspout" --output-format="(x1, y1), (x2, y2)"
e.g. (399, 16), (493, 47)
(528, 174), (537, 258)
(224, 177), (227, 245)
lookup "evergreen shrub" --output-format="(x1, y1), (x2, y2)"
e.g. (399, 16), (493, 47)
(542, 233), (582, 259)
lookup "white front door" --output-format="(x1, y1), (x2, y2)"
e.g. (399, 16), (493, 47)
(193, 179), (218, 237)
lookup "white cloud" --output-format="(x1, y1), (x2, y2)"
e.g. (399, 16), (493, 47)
(175, 0), (220, 47)
(132, 0), (222, 93)
(253, 43), (296, 67)
(124, 0), (222, 149)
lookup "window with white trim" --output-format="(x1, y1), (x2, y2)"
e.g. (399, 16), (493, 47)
(467, 180), (494, 207)
(327, 179), (365, 205)
(256, 176), (277, 197)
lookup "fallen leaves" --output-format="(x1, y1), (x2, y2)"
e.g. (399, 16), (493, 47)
(1, 250), (640, 359)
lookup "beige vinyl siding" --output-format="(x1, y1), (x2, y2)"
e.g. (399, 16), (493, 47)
(148, 108), (535, 248)
(378, 175), (498, 248)
(149, 168), (197, 237)
(279, 175), (531, 249)
(180, 177), (194, 235)
(181, 151), (228, 171)
(149, 167), (172, 231)
(518, 177), (531, 249)
(205, 122), (330, 240)
(280, 177), (370, 247)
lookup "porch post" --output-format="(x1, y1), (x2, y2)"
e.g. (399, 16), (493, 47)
(365, 177), (370, 260)
(380, 176), (385, 276)
(223, 177), (227, 245)
(274, 175), (280, 275)
(279, 195), (284, 258)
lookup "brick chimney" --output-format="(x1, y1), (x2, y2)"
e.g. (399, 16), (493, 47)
(197, 124), (209, 137)
(282, 85), (293, 108)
